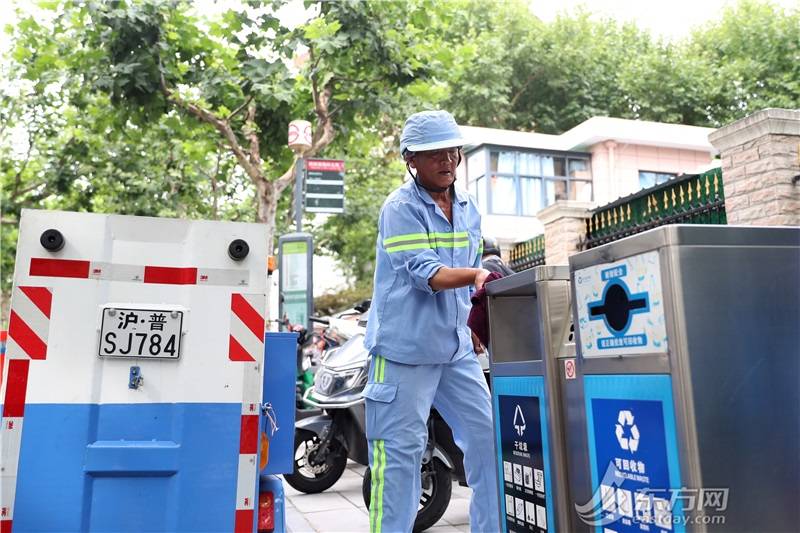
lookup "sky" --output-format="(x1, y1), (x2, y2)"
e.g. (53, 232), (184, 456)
(529, 0), (798, 40)
(2, 0), (799, 52)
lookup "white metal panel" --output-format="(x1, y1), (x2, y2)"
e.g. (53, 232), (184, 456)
(12, 209), (268, 405)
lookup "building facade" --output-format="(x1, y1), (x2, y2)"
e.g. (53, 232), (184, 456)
(456, 117), (716, 250)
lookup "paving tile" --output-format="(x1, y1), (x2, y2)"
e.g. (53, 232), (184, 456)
(450, 483), (472, 500)
(288, 491), (356, 513)
(440, 496), (470, 526)
(333, 472), (365, 493)
(285, 501), (316, 533)
(304, 507), (371, 532)
(426, 525), (464, 533)
(340, 487), (367, 509)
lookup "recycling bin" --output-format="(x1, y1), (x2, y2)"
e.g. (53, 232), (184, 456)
(486, 266), (582, 533)
(567, 224), (800, 533)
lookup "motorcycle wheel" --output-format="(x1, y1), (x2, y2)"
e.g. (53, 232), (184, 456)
(362, 458), (452, 532)
(284, 428), (348, 494)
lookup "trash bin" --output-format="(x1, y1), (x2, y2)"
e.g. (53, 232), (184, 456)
(486, 266), (580, 532)
(567, 224), (800, 532)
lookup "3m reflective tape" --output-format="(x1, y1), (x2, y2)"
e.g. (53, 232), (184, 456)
(1, 360), (29, 418)
(29, 258), (90, 278)
(233, 509), (254, 533)
(7, 287), (52, 361)
(31, 258), (250, 287)
(229, 294), (265, 362)
(1, 361), (29, 530)
(143, 266), (198, 285)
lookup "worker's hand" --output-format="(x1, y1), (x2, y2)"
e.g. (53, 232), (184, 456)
(473, 268), (492, 290)
(471, 330), (485, 354)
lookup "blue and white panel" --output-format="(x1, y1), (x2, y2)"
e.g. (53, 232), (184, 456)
(574, 251), (668, 357)
(580, 374), (684, 533)
(492, 376), (554, 533)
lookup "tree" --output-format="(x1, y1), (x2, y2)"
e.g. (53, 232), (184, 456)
(687, 0), (800, 126)
(1, 0), (455, 315)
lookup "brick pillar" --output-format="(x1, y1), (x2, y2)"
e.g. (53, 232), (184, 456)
(708, 108), (800, 225)
(537, 201), (594, 265)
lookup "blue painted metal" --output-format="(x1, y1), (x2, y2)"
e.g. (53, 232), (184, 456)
(258, 474), (286, 533)
(492, 375), (554, 532)
(14, 403), (241, 532)
(261, 332), (297, 475)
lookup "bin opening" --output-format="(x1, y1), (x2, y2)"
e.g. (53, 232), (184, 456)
(488, 295), (543, 363)
(258, 491), (275, 532)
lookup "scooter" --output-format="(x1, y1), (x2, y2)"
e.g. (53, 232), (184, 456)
(284, 325), (469, 532)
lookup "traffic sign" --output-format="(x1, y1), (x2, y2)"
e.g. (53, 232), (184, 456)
(305, 158), (344, 213)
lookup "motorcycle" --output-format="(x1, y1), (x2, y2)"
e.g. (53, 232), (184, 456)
(277, 313), (353, 415)
(284, 316), (476, 532)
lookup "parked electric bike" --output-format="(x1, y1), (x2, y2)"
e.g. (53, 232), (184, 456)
(284, 321), (475, 532)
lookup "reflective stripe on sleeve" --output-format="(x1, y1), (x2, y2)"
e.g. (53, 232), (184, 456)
(383, 231), (469, 253)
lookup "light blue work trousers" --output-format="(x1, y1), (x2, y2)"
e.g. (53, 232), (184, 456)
(363, 353), (500, 533)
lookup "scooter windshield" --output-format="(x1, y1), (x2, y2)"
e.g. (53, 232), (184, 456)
(324, 333), (367, 369)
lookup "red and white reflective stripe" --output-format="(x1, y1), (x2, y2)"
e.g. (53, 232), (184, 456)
(229, 294), (265, 362)
(229, 293), (265, 532)
(2, 287), (51, 531)
(6, 287), (52, 361)
(233, 362), (262, 532)
(1, 359), (31, 533)
(29, 258), (250, 287)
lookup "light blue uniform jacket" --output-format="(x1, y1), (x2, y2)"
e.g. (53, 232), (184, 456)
(364, 179), (482, 364)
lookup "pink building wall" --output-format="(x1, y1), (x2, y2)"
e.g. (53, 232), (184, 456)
(589, 141), (713, 205)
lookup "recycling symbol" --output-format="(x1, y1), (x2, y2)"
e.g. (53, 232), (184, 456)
(615, 410), (640, 452)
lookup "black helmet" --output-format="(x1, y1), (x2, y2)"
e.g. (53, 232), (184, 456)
(482, 236), (501, 257)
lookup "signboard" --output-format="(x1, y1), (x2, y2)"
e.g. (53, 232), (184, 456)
(581, 374), (684, 533)
(498, 394), (548, 533)
(574, 251), (668, 357)
(278, 233), (313, 329)
(305, 158), (344, 214)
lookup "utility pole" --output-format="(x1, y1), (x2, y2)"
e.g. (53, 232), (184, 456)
(294, 156), (304, 232)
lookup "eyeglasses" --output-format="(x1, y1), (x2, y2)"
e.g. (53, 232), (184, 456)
(416, 148), (461, 162)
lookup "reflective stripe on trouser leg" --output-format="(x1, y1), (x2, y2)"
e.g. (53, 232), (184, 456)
(366, 357), (439, 533)
(369, 355), (386, 532)
(369, 439), (386, 532)
(433, 355), (501, 533)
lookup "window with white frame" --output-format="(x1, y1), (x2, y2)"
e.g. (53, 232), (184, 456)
(465, 148), (592, 216)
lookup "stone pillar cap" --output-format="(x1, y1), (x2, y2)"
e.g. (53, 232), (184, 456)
(537, 200), (595, 224)
(709, 108), (800, 152)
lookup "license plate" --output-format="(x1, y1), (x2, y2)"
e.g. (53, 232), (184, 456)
(99, 307), (183, 359)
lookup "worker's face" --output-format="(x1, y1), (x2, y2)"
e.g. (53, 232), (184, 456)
(409, 147), (461, 190)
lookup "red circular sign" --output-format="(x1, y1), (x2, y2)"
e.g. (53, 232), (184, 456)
(565, 359), (576, 379)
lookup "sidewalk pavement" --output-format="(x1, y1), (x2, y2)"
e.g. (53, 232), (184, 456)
(283, 461), (472, 533)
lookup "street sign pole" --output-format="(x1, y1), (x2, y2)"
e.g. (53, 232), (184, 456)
(294, 157), (304, 232)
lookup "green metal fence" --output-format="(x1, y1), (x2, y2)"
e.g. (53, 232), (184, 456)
(509, 233), (545, 272)
(585, 167), (726, 249)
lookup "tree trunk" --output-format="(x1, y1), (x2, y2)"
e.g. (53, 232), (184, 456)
(256, 178), (279, 255)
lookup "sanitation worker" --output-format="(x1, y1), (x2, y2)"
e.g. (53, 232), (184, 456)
(363, 110), (500, 532)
